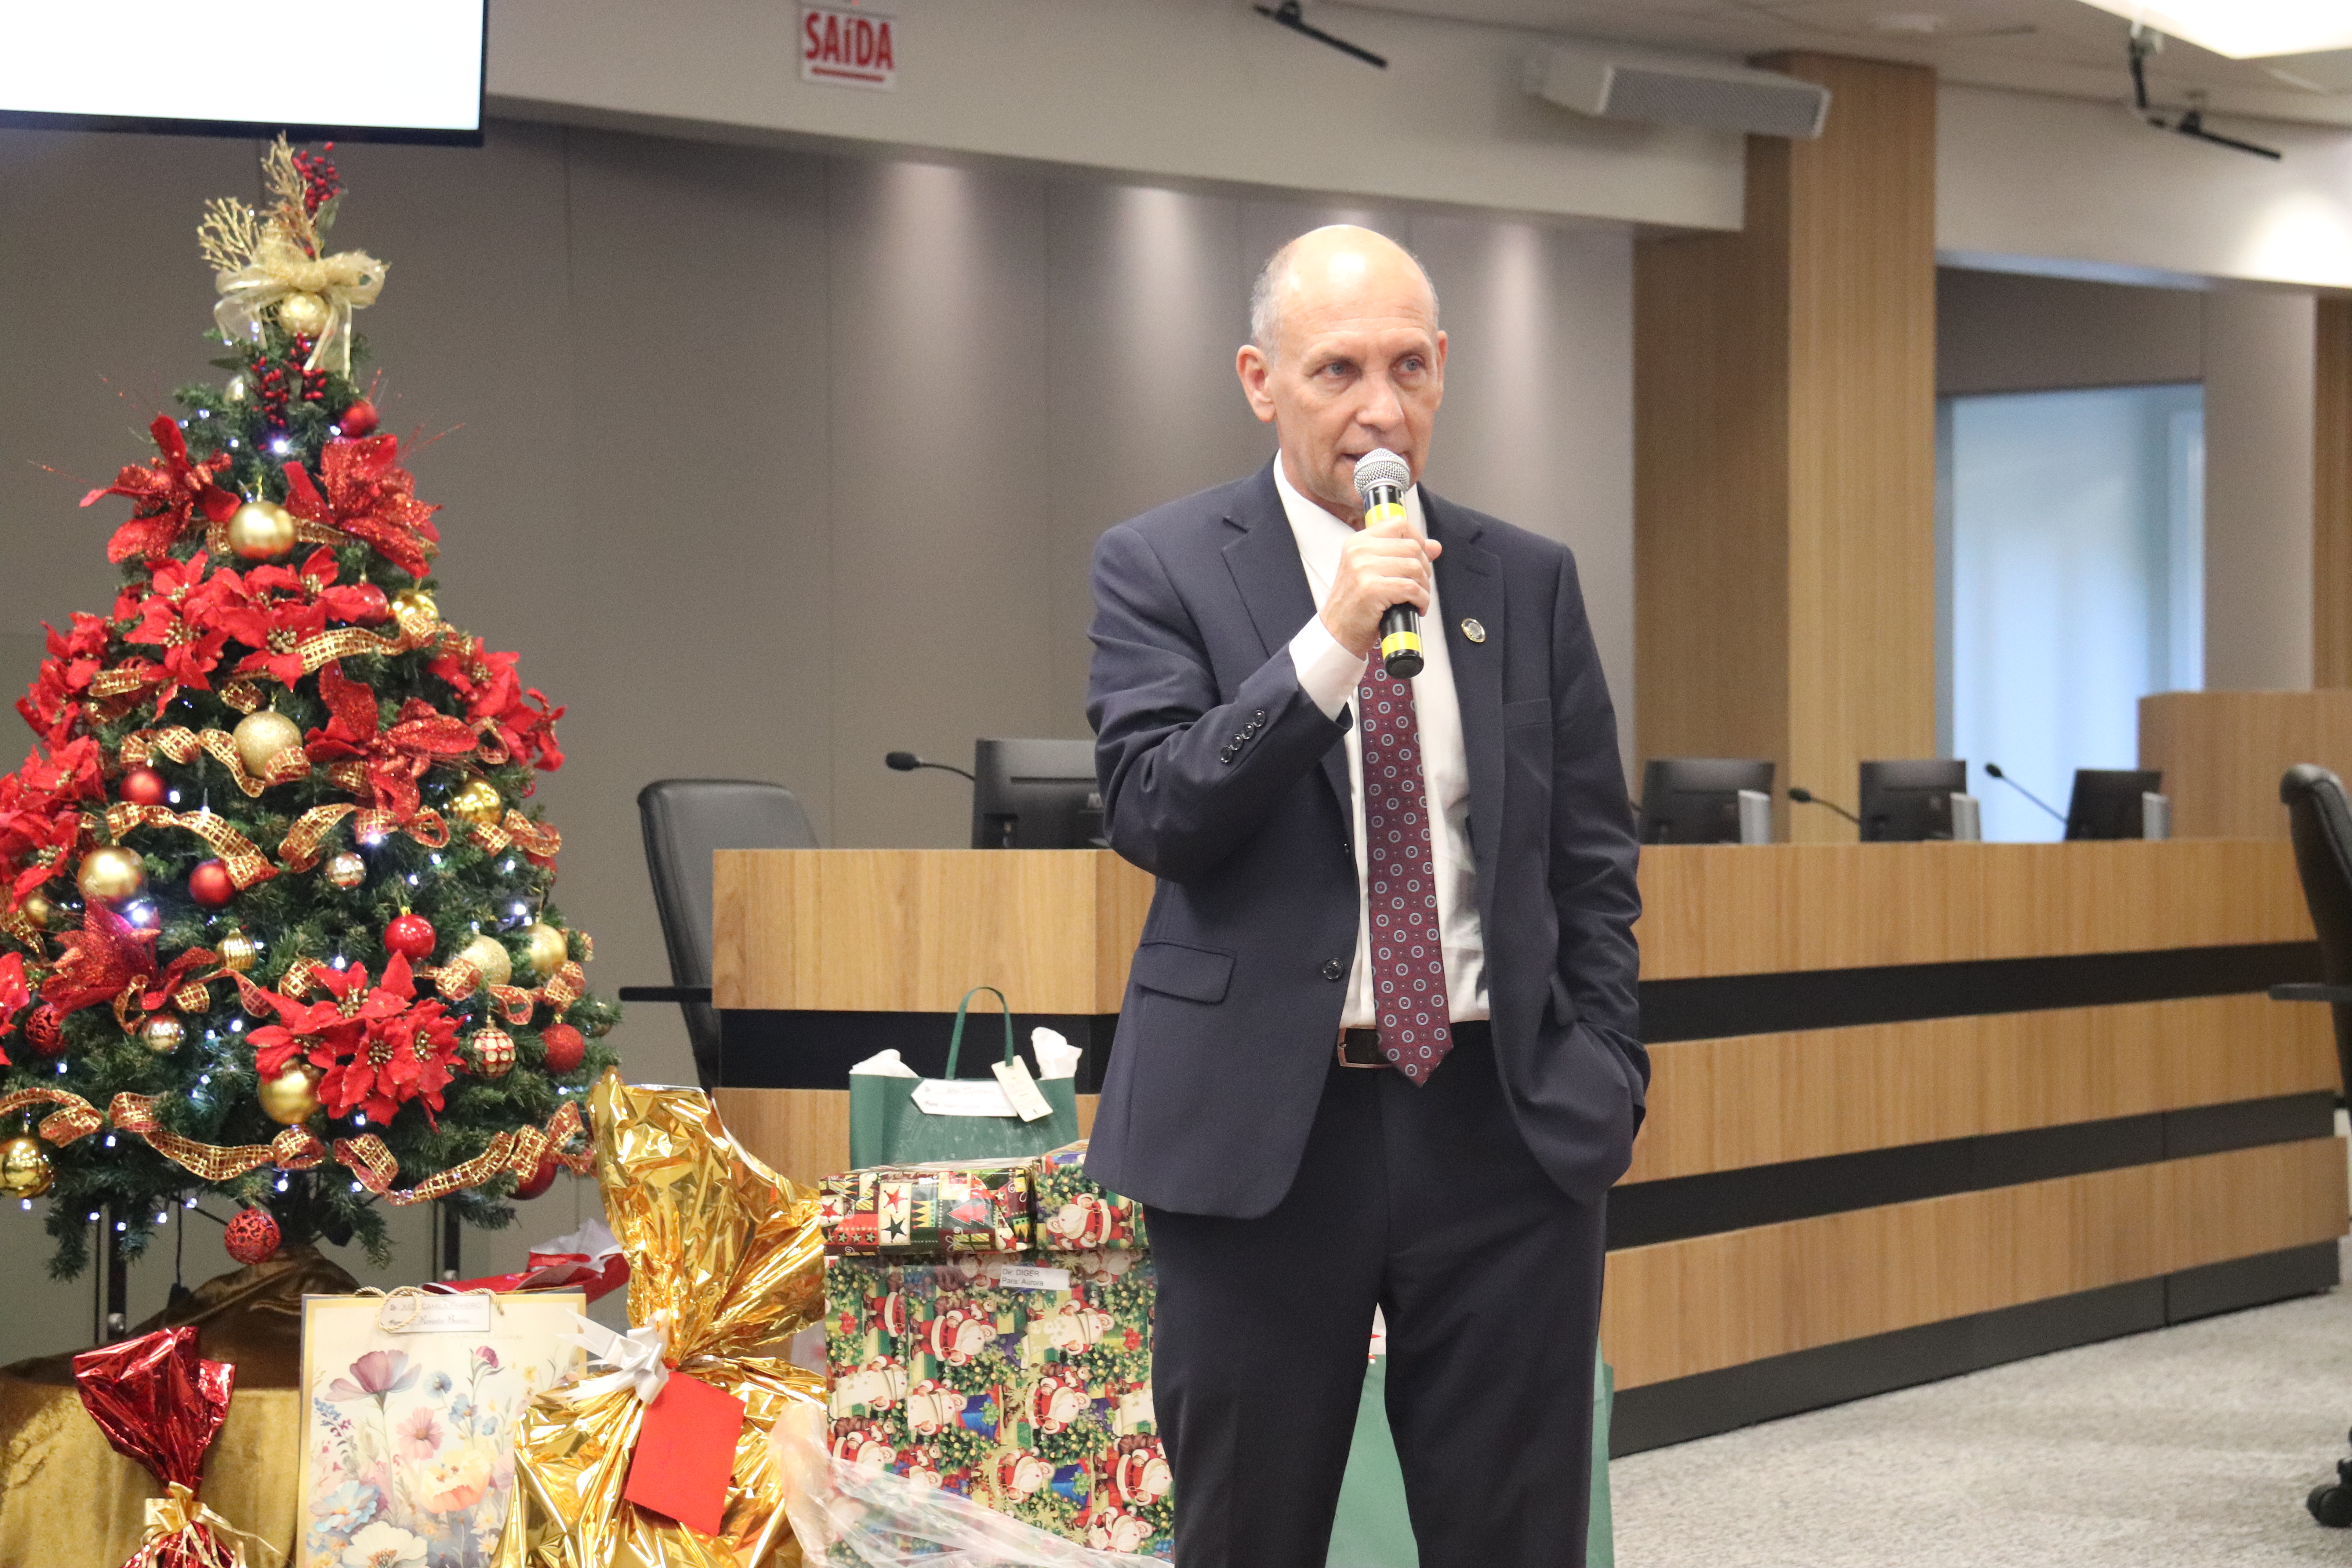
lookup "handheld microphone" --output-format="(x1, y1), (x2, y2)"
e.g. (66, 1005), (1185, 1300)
(1983, 762), (2066, 825)
(1350, 448), (1423, 679)
(1788, 786), (1863, 828)
(885, 751), (977, 783)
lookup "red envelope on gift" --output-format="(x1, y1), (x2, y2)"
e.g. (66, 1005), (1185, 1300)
(622, 1372), (747, 1537)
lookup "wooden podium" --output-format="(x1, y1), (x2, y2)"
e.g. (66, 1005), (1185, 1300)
(704, 841), (2342, 1452)
(708, 849), (1151, 1183)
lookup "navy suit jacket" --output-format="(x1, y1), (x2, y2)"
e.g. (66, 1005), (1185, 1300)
(1083, 462), (1645, 1219)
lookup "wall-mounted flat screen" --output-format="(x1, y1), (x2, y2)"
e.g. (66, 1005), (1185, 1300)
(1, 2), (485, 144)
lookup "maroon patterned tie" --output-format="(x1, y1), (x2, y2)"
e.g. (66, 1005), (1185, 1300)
(1359, 659), (1449, 1083)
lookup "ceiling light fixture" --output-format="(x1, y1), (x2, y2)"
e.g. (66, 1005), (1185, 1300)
(2077, 0), (2352, 60)
(1252, 0), (1387, 69)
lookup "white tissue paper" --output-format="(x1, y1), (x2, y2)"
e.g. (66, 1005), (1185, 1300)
(1031, 1027), (1084, 1082)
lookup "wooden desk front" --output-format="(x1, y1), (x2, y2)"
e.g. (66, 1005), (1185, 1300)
(709, 842), (2343, 1452)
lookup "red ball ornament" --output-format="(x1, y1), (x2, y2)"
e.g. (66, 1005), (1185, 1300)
(514, 1156), (557, 1201)
(120, 767), (168, 808)
(22, 1005), (65, 1058)
(539, 1023), (586, 1075)
(223, 1206), (281, 1266)
(384, 912), (437, 960)
(345, 583), (390, 624)
(189, 860), (236, 909)
(339, 397), (379, 436)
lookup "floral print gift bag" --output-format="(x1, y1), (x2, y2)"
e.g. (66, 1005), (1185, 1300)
(297, 1292), (588, 1568)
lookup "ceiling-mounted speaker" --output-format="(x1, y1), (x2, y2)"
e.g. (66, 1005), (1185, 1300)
(1524, 46), (1831, 139)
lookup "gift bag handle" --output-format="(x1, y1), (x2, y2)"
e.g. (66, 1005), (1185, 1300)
(944, 986), (1016, 1079)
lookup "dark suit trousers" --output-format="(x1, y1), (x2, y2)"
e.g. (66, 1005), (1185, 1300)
(1147, 1025), (1607, 1568)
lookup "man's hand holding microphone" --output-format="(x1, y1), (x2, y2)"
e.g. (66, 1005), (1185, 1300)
(1319, 447), (1437, 673)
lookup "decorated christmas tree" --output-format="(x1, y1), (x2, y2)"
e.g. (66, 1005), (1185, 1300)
(0, 139), (618, 1280)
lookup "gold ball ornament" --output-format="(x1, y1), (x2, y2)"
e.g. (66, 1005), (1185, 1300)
(325, 851), (367, 890)
(225, 499), (299, 563)
(224, 375), (247, 405)
(257, 1062), (321, 1125)
(138, 1014), (185, 1055)
(233, 710), (305, 776)
(457, 933), (512, 990)
(467, 1027), (515, 1079)
(521, 922), (569, 980)
(76, 845), (146, 904)
(18, 891), (56, 929)
(216, 928), (261, 973)
(449, 780), (502, 828)
(275, 290), (331, 338)
(0, 1135), (54, 1200)
(390, 587), (437, 623)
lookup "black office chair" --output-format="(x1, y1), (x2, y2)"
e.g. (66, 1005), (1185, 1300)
(626, 780), (819, 1092)
(2269, 766), (2352, 1528)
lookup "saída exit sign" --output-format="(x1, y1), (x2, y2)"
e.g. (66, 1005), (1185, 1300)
(801, 5), (897, 91)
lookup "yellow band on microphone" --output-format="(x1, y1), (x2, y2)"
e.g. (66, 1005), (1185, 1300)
(1380, 628), (1423, 663)
(1364, 500), (1407, 529)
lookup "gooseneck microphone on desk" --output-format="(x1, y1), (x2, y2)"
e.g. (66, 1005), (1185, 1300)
(1787, 786), (1863, 828)
(1352, 447), (1424, 679)
(885, 751), (977, 782)
(1984, 761), (2067, 825)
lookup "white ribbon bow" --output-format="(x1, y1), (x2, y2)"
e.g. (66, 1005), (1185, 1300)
(566, 1316), (671, 1405)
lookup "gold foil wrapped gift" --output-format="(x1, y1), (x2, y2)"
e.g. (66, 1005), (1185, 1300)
(498, 1074), (827, 1568)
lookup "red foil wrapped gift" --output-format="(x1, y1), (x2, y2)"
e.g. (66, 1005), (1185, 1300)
(71, 1327), (263, 1568)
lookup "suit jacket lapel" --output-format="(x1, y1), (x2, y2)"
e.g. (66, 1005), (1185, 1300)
(1428, 490), (1504, 927)
(1223, 462), (1351, 812)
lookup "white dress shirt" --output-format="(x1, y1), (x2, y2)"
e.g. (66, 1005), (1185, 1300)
(1273, 455), (1490, 1027)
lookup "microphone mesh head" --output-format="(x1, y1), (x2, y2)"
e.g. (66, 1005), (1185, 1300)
(1352, 448), (1411, 502)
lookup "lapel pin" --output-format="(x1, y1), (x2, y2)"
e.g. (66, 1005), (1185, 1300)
(1460, 617), (1486, 644)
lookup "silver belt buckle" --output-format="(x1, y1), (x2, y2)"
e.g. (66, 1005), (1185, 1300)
(1336, 1030), (1386, 1068)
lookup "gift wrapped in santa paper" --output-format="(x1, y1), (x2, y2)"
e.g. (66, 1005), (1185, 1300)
(1027, 1143), (1147, 1253)
(821, 1142), (1170, 1560)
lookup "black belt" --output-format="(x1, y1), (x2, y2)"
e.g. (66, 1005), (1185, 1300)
(1337, 1020), (1489, 1068)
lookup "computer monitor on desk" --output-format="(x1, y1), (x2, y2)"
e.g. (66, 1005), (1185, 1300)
(2066, 769), (2163, 840)
(972, 739), (1105, 849)
(1639, 759), (1774, 844)
(1859, 759), (1967, 841)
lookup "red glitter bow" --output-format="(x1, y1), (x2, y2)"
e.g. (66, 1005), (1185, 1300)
(82, 417), (241, 565)
(279, 436), (439, 579)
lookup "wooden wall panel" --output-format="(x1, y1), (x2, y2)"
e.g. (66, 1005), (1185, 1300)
(1636, 839), (2311, 979)
(1634, 54), (1936, 843)
(1775, 53), (1940, 846)
(716, 1086), (1101, 1188)
(2318, 297), (2352, 688)
(1602, 1138), (2348, 1388)
(1628, 993), (2337, 1184)
(2140, 690), (2352, 840)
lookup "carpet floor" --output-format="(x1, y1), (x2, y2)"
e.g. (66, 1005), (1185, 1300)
(1610, 1280), (2352, 1566)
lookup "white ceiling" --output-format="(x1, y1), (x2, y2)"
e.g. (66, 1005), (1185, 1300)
(1333, 0), (2352, 129)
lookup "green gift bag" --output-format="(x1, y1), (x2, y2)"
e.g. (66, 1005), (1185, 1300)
(1327, 1345), (1613, 1568)
(847, 986), (1082, 1168)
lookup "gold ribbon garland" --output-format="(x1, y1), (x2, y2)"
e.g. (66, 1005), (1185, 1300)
(109, 1094), (325, 1183)
(276, 802), (451, 873)
(333, 1099), (592, 1205)
(0, 1086), (104, 1145)
(106, 803), (276, 890)
(466, 809), (563, 864)
(117, 727), (307, 799)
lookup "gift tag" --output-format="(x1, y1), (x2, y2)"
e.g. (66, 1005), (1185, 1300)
(622, 1370), (747, 1538)
(992, 1057), (1056, 1123)
(995, 1263), (1072, 1291)
(911, 1078), (1015, 1117)
(381, 1295), (492, 1334)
